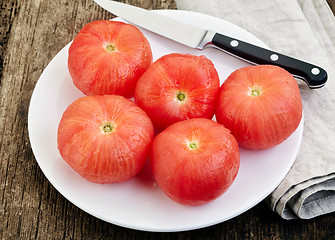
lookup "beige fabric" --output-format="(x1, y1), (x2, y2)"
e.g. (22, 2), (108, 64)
(175, 0), (335, 219)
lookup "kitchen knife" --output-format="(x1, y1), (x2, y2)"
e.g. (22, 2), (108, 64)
(93, 0), (327, 89)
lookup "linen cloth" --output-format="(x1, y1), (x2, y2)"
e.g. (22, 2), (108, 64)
(175, 0), (335, 219)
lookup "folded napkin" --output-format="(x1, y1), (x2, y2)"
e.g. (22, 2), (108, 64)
(175, 0), (335, 219)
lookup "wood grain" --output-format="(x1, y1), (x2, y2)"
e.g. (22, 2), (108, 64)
(1, 0), (334, 239)
(327, 0), (335, 12)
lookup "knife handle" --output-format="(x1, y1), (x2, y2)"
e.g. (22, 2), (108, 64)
(210, 32), (327, 89)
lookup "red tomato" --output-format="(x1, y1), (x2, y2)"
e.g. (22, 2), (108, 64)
(150, 118), (240, 206)
(68, 20), (152, 98)
(134, 53), (220, 131)
(215, 65), (302, 150)
(57, 95), (154, 184)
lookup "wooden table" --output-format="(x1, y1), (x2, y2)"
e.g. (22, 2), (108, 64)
(1, 0), (335, 239)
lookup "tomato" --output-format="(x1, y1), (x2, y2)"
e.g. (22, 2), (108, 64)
(57, 95), (154, 184)
(215, 65), (302, 150)
(134, 53), (220, 131)
(150, 118), (240, 206)
(68, 20), (152, 98)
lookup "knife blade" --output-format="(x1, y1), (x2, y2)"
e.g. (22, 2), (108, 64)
(94, 0), (327, 89)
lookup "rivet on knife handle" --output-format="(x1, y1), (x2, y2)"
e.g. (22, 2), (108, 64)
(205, 31), (328, 89)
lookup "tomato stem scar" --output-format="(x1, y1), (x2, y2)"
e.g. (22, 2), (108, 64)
(105, 43), (116, 52)
(248, 86), (262, 96)
(102, 122), (114, 133)
(177, 91), (186, 102)
(188, 141), (198, 150)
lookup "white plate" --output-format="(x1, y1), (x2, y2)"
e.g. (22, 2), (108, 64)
(28, 10), (303, 232)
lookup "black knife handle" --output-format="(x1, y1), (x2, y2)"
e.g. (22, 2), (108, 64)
(211, 33), (327, 89)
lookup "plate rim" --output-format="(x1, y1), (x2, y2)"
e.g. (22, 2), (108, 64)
(28, 9), (303, 232)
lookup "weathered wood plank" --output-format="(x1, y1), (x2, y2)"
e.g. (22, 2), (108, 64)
(327, 0), (335, 12)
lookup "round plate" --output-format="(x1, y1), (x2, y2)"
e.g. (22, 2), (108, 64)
(28, 10), (303, 232)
